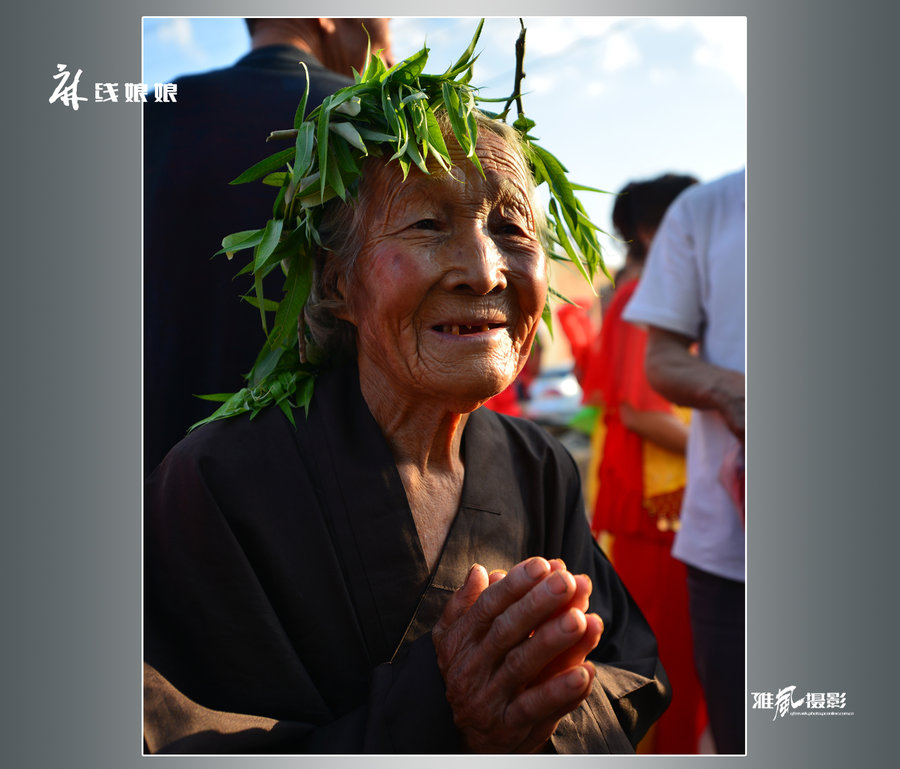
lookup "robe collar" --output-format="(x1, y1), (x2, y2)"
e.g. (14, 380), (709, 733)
(302, 364), (523, 662)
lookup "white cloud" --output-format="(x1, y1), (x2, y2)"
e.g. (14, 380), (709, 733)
(600, 30), (642, 73)
(649, 67), (677, 86)
(691, 18), (746, 92)
(523, 72), (557, 96)
(656, 17), (746, 92)
(526, 17), (621, 57)
(156, 18), (194, 48)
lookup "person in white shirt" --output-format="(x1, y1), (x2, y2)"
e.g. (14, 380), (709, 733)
(623, 168), (745, 753)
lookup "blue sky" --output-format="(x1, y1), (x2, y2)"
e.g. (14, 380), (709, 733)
(142, 16), (746, 273)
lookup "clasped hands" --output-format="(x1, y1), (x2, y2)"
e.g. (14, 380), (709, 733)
(432, 557), (603, 753)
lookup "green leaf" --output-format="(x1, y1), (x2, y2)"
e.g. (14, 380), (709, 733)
(396, 155), (410, 181)
(329, 121), (368, 153)
(532, 148), (582, 236)
(295, 373), (316, 416)
(277, 398), (297, 427)
(548, 285), (579, 306)
(293, 62), (310, 128)
(331, 133), (360, 176)
(255, 224), (307, 276)
(272, 255), (313, 349)
(513, 114), (536, 134)
(253, 268), (267, 335)
(215, 229), (264, 257)
(442, 81), (471, 155)
(360, 50), (388, 83)
(271, 177), (288, 219)
(381, 85), (402, 140)
(570, 181), (615, 195)
(424, 107), (451, 169)
(329, 86), (363, 112)
(465, 103), (480, 159)
(290, 122), (316, 192)
(188, 393), (248, 432)
(248, 343), (285, 388)
(444, 18), (484, 77)
(325, 145), (346, 200)
(532, 143), (570, 174)
(266, 129), (299, 143)
(317, 100), (330, 199)
(356, 126), (399, 144)
(389, 106), (411, 164)
(241, 294), (280, 312)
(194, 392), (236, 403)
(405, 139), (429, 175)
(333, 95), (362, 117)
(549, 198), (592, 286)
(253, 218), (284, 272)
(357, 29), (374, 83)
(295, 172), (320, 197)
(230, 147), (295, 185)
(401, 90), (428, 106)
(382, 45), (430, 84)
(541, 302), (554, 338)
(262, 171), (288, 187)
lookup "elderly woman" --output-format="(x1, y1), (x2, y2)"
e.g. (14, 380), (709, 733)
(144, 26), (669, 755)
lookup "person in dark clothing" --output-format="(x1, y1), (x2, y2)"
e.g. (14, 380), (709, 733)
(144, 18), (394, 473)
(144, 28), (670, 754)
(145, 361), (669, 754)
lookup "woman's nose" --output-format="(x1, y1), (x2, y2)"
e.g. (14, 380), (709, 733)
(440, 227), (507, 296)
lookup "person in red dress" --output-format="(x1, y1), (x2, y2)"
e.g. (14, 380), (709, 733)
(581, 174), (708, 754)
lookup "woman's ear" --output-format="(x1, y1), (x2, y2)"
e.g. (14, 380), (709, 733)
(330, 276), (356, 324)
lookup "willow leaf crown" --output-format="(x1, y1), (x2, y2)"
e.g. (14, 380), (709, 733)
(191, 19), (610, 431)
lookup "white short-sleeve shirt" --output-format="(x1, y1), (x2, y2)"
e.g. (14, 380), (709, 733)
(623, 169), (746, 582)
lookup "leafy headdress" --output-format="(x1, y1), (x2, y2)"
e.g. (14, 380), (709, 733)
(193, 19), (610, 430)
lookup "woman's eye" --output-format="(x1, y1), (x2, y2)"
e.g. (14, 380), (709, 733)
(498, 221), (526, 236)
(411, 218), (439, 231)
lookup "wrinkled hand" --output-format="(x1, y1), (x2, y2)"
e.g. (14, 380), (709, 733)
(432, 557), (603, 753)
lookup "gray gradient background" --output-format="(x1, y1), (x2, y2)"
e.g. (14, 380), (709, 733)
(7, 0), (895, 766)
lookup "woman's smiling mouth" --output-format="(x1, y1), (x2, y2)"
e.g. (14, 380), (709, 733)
(433, 322), (506, 336)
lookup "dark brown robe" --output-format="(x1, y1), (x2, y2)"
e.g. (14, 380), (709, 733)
(144, 364), (669, 753)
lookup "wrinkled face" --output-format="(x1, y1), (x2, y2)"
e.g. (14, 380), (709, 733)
(342, 130), (547, 411)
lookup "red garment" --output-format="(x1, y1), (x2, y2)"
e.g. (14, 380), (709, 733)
(556, 301), (595, 380)
(614, 535), (708, 755)
(482, 384), (521, 416)
(583, 277), (708, 754)
(583, 279), (674, 540)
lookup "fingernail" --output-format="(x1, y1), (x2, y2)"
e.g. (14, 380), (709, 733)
(567, 666), (588, 688)
(560, 609), (581, 633)
(546, 571), (569, 594)
(525, 557), (549, 580)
